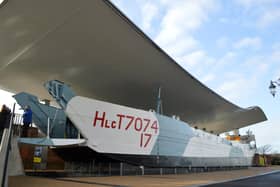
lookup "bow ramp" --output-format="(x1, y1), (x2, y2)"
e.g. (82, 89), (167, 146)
(14, 81), (85, 147)
(13, 92), (66, 138)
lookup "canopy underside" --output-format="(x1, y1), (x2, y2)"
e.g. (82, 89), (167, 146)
(0, 0), (267, 133)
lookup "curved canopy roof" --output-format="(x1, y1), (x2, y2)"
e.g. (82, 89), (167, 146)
(0, 0), (266, 133)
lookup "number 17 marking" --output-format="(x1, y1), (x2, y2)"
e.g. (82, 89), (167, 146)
(140, 133), (152, 148)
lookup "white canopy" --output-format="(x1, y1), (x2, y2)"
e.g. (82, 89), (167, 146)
(0, 0), (267, 133)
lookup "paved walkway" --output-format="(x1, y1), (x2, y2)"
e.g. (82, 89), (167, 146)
(204, 170), (280, 187)
(9, 166), (280, 187)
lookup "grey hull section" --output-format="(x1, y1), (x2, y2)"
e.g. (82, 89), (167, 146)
(53, 146), (253, 168)
(107, 154), (253, 168)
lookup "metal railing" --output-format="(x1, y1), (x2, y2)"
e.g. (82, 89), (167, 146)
(0, 104), (15, 187)
(13, 113), (23, 125)
(12, 114), (23, 137)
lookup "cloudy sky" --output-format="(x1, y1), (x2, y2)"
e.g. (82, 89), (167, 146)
(109, 0), (280, 151)
(1, 0), (280, 151)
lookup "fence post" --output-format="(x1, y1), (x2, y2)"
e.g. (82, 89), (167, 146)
(109, 162), (111, 176)
(120, 162), (123, 176)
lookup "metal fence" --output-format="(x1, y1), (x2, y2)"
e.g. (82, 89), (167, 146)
(13, 113), (23, 125)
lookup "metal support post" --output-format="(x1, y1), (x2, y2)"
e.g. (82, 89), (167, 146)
(47, 117), (50, 139)
(120, 162), (123, 176)
(156, 87), (162, 114)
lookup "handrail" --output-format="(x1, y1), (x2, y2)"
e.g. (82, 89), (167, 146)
(13, 113), (23, 125)
(0, 103), (15, 187)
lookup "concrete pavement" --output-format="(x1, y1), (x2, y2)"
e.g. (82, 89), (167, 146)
(9, 166), (280, 187)
(203, 170), (280, 187)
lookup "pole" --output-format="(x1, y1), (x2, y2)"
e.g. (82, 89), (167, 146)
(156, 87), (161, 114)
(78, 130), (81, 139)
(47, 117), (50, 139)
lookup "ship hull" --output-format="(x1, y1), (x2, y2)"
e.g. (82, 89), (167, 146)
(64, 96), (256, 168)
(107, 154), (253, 167)
(53, 146), (253, 168)
(14, 92), (256, 168)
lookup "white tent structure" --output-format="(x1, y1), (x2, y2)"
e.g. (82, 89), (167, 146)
(0, 0), (266, 134)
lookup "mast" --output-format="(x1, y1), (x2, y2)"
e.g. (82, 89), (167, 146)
(156, 87), (162, 114)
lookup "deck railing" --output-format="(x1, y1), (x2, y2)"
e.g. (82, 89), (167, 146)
(13, 113), (23, 125)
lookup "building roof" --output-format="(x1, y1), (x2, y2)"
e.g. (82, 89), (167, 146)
(0, 0), (267, 133)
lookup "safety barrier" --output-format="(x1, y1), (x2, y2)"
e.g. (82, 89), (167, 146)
(13, 113), (23, 125)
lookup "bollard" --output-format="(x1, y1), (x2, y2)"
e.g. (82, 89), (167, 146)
(140, 166), (144, 176)
(120, 162), (123, 176)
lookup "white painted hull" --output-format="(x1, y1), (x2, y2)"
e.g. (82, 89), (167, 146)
(64, 96), (256, 167)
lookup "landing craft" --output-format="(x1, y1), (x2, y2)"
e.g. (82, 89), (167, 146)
(15, 80), (261, 167)
(0, 0), (267, 167)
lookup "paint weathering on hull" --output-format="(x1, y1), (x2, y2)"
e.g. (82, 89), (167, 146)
(65, 96), (255, 167)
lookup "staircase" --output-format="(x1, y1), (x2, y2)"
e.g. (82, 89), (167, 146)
(0, 104), (24, 187)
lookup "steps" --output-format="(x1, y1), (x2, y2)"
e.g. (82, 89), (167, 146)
(8, 135), (24, 176)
